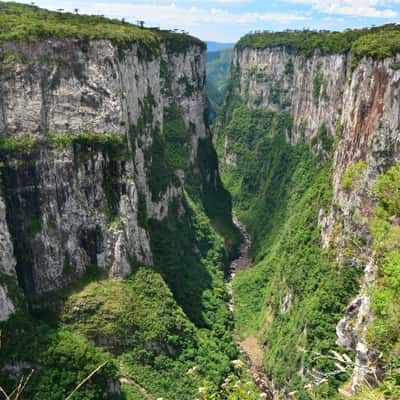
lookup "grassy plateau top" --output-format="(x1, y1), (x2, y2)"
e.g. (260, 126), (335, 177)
(237, 24), (400, 65)
(0, 2), (205, 53)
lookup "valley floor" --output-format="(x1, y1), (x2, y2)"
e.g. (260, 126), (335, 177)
(229, 216), (273, 398)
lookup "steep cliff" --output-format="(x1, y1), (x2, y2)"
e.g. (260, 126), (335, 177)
(0, 3), (239, 399)
(216, 27), (400, 398)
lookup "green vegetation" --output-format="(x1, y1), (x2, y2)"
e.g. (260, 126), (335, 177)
(0, 2), (204, 57)
(0, 191), (238, 399)
(146, 125), (175, 201)
(0, 136), (40, 156)
(62, 269), (196, 353)
(145, 102), (191, 201)
(352, 379), (400, 400)
(47, 131), (125, 149)
(215, 97), (359, 397)
(199, 364), (260, 400)
(62, 264), (235, 399)
(0, 113), (239, 398)
(122, 192), (238, 396)
(284, 58), (294, 76)
(368, 163), (400, 372)
(269, 79), (283, 105)
(231, 152), (358, 396)
(164, 104), (191, 171)
(313, 72), (323, 102)
(0, 2), (157, 50)
(206, 49), (234, 122)
(158, 30), (206, 53)
(311, 124), (334, 156)
(342, 161), (368, 191)
(0, 318), (118, 400)
(237, 25), (400, 69)
(186, 137), (242, 258)
(352, 30), (400, 68)
(0, 132), (127, 159)
(361, 160), (400, 400)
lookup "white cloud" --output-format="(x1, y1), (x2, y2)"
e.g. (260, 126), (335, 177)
(82, 2), (308, 27)
(214, 0), (253, 3)
(285, 0), (398, 17)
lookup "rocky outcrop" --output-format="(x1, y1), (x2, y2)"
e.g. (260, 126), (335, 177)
(0, 194), (15, 276)
(0, 193), (16, 321)
(0, 285), (15, 322)
(0, 36), (212, 297)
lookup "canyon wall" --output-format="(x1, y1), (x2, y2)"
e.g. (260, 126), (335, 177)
(0, 35), (219, 305)
(219, 44), (400, 393)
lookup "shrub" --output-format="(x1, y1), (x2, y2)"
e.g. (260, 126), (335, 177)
(342, 161), (367, 191)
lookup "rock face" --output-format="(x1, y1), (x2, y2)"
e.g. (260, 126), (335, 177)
(330, 56), (400, 391)
(0, 37), (214, 299)
(0, 194), (16, 321)
(232, 47), (347, 143)
(224, 46), (400, 391)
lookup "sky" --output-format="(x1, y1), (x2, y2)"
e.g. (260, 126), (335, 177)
(12, 0), (400, 42)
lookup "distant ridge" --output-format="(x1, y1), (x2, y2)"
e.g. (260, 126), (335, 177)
(206, 41), (235, 52)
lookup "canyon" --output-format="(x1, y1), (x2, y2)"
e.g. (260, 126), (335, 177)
(0, 4), (400, 400)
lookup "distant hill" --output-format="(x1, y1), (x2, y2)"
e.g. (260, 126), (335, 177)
(206, 48), (233, 123)
(206, 41), (235, 52)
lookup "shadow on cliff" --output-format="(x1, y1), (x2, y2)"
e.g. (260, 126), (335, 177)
(148, 198), (224, 329)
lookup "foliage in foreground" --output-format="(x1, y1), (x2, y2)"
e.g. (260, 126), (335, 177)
(0, 320), (118, 400)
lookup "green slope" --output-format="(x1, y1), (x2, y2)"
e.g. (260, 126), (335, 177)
(206, 48), (233, 123)
(214, 95), (359, 399)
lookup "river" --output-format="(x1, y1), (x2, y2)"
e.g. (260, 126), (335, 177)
(228, 213), (274, 399)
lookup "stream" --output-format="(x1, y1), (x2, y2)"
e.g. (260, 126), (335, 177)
(228, 214), (274, 399)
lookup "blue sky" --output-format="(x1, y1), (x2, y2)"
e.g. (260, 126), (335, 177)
(13, 0), (400, 42)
